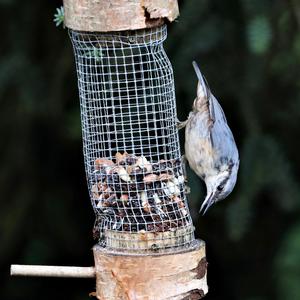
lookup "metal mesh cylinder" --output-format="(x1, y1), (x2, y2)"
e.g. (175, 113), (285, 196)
(69, 25), (194, 252)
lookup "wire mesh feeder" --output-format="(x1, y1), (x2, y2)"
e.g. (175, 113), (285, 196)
(69, 25), (194, 252)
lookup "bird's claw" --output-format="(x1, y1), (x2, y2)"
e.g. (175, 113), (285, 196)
(176, 118), (188, 130)
(185, 185), (191, 194)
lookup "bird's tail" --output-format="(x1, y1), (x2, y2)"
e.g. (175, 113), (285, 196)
(192, 61), (211, 111)
(192, 61), (205, 84)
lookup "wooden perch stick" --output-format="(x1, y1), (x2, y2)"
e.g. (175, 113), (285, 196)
(10, 265), (95, 278)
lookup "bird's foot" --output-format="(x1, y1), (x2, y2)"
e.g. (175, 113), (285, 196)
(185, 185), (191, 194)
(176, 118), (188, 130)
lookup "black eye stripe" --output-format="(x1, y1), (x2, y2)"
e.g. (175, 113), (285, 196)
(217, 178), (228, 192)
(217, 185), (223, 191)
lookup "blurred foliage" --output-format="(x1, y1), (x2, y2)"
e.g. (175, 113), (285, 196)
(247, 15), (272, 54)
(275, 222), (300, 300)
(1, 0), (300, 299)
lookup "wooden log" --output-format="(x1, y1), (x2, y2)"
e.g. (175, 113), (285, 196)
(10, 265), (95, 278)
(63, 0), (179, 32)
(93, 240), (208, 300)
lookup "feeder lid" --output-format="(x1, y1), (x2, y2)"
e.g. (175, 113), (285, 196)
(63, 0), (179, 32)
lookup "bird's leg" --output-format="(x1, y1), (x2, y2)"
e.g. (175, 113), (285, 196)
(176, 118), (188, 130)
(185, 185), (191, 194)
(181, 154), (187, 177)
(181, 154), (191, 194)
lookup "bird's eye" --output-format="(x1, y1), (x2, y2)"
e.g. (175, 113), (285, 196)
(217, 184), (224, 191)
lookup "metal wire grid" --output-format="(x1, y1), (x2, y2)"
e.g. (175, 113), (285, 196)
(69, 25), (194, 250)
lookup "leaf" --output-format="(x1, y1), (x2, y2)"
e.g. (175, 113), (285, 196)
(275, 222), (300, 300)
(247, 15), (272, 54)
(83, 46), (103, 62)
(241, 0), (271, 15)
(53, 6), (64, 28)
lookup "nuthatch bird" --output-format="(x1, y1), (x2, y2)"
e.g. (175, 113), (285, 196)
(179, 61), (239, 214)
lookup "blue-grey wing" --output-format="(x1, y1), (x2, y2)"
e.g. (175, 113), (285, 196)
(208, 95), (239, 162)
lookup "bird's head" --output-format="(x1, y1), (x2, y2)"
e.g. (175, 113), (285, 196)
(200, 161), (239, 214)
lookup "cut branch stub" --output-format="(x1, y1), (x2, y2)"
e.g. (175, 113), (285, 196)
(63, 0), (179, 32)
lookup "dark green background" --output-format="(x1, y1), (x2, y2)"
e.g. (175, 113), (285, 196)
(1, 0), (300, 299)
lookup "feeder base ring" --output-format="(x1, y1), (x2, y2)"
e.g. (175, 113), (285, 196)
(104, 225), (195, 253)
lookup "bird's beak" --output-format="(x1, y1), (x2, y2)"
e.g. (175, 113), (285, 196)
(199, 192), (215, 215)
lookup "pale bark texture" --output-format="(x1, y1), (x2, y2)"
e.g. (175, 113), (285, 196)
(93, 240), (208, 300)
(63, 0), (179, 32)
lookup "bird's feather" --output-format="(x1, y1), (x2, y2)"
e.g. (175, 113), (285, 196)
(209, 95), (239, 165)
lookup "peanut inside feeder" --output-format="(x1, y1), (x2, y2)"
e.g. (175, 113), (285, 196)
(69, 25), (195, 252)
